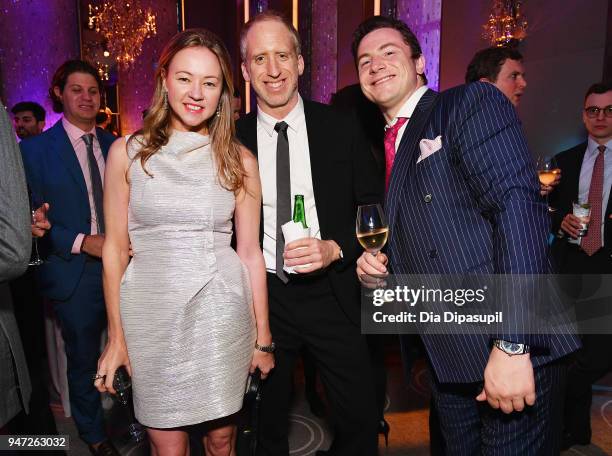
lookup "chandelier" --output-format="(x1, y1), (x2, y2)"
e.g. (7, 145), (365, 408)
(87, 1), (157, 69)
(483, 0), (528, 47)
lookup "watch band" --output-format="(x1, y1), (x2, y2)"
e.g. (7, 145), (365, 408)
(255, 341), (275, 353)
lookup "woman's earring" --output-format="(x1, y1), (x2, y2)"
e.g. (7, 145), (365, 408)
(163, 91), (169, 110)
(215, 105), (221, 117)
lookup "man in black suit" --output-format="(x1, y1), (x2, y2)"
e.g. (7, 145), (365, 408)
(550, 81), (612, 449)
(236, 11), (381, 456)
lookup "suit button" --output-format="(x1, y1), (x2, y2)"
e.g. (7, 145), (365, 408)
(424, 193), (432, 203)
(429, 249), (437, 259)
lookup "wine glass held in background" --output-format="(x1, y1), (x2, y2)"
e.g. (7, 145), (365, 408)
(356, 204), (389, 255)
(28, 192), (49, 266)
(536, 156), (560, 211)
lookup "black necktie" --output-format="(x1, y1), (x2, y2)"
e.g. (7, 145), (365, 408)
(82, 133), (105, 234)
(274, 121), (290, 284)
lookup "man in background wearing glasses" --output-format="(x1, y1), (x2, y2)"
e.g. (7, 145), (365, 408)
(549, 81), (612, 449)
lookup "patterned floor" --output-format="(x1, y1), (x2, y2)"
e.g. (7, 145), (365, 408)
(55, 342), (612, 455)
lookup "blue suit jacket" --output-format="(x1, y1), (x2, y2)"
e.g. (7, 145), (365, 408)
(387, 82), (579, 383)
(20, 120), (116, 301)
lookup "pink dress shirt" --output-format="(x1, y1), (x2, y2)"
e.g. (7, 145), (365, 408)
(62, 118), (106, 254)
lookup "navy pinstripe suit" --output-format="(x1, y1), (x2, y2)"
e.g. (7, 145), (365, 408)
(386, 82), (580, 454)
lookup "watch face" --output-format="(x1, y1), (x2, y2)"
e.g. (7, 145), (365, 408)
(502, 341), (521, 354)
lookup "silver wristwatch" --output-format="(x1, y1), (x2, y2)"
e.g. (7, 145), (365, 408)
(493, 339), (530, 356)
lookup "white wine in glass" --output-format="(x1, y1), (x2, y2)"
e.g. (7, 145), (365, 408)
(357, 228), (389, 253)
(356, 204), (388, 255)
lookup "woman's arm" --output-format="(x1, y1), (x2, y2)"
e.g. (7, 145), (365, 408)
(95, 137), (132, 394)
(234, 146), (274, 378)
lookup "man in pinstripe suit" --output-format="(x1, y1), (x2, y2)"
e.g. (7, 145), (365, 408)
(353, 16), (580, 454)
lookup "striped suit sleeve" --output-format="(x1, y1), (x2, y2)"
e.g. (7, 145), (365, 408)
(451, 82), (551, 348)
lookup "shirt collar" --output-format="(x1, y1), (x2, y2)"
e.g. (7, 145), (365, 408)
(257, 95), (305, 137)
(62, 117), (97, 145)
(386, 85), (429, 129)
(586, 136), (612, 156)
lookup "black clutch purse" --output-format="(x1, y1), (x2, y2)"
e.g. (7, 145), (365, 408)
(112, 366), (146, 443)
(236, 369), (263, 456)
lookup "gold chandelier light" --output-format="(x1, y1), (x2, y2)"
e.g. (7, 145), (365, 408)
(88, 1), (157, 69)
(483, 0), (528, 47)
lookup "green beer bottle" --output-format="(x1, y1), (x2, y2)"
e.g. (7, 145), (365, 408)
(292, 195), (308, 229)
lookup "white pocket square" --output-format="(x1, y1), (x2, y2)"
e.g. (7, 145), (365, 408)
(417, 135), (443, 163)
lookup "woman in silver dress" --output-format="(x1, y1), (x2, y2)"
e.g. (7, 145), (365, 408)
(94, 29), (274, 455)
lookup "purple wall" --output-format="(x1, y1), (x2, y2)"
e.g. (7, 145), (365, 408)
(0, 0), (80, 129)
(311, 0), (338, 103)
(397, 0), (441, 91)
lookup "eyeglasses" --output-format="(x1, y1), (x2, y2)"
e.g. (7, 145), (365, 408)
(584, 105), (612, 118)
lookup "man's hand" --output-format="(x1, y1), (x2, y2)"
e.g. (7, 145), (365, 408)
(283, 238), (340, 273)
(356, 252), (388, 288)
(31, 203), (51, 238)
(539, 169), (561, 196)
(81, 234), (105, 258)
(560, 213), (586, 239)
(476, 346), (536, 414)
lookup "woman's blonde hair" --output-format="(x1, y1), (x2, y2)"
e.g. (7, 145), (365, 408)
(131, 28), (245, 192)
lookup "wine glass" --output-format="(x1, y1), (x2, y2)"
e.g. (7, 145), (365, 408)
(356, 204), (389, 255)
(536, 156), (559, 212)
(356, 204), (389, 297)
(28, 189), (44, 266)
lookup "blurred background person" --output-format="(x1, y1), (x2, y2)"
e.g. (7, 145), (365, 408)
(11, 101), (46, 140)
(465, 45), (527, 107)
(549, 81), (612, 450)
(465, 46), (561, 198)
(20, 60), (119, 456)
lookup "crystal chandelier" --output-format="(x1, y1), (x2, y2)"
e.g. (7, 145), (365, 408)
(88, 1), (157, 69)
(483, 0), (528, 47)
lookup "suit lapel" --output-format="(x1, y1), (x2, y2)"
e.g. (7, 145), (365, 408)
(50, 121), (88, 198)
(386, 89), (439, 233)
(237, 111), (262, 244)
(238, 112), (259, 159)
(303, 101), (328, 233)
(571, 145), (587, 201)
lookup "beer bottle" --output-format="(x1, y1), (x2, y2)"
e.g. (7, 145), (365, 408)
(292, 195), (308, 229)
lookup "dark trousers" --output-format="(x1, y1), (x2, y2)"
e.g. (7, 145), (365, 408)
(9, 268), (59, 437)
(557, 244), (612, 439)
(564, 334), (612, 439)
(52, 261), (106, 444)
(257, 273), (378, 456)
(430, 359), (567, 455)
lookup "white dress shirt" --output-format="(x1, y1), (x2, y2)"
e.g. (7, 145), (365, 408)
(387, 85), (429, 152)
(256, 96), (321, 273)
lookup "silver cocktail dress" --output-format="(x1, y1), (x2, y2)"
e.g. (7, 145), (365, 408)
(120, 131), (256, 428)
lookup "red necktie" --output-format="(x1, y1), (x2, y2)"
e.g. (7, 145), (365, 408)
(582, 145), (606, 256)
(384, 117), (408, 192)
